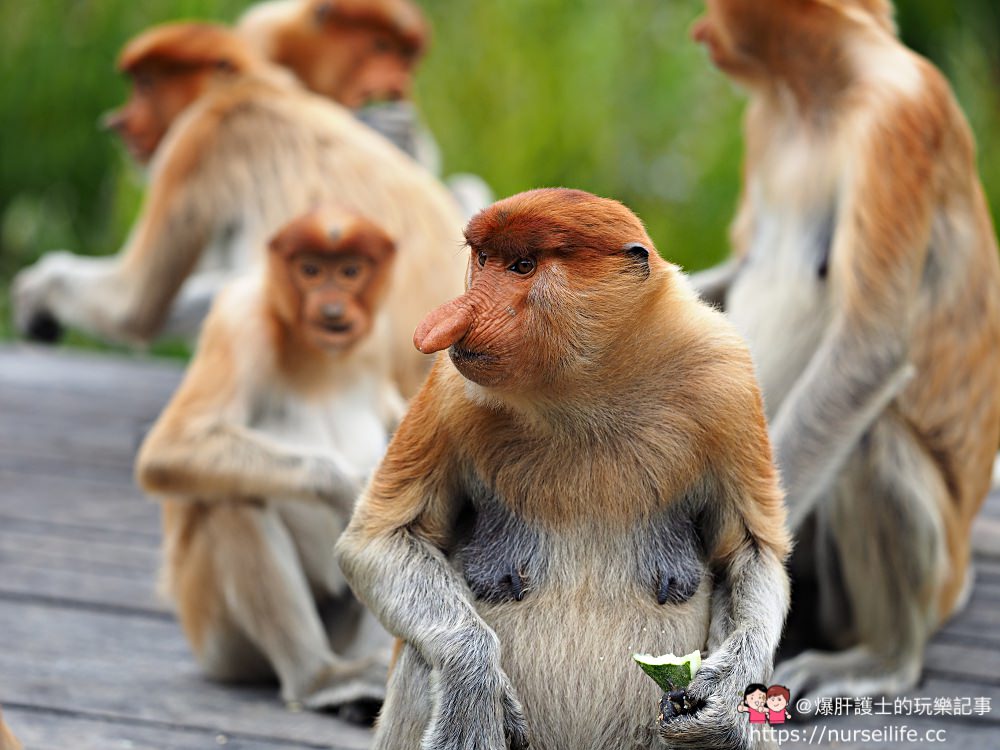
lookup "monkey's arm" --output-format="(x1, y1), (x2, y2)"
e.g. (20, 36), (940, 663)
(336, 371), (529, 750)
(689, 182), (754, 308)
(136, 305), (360, 508)
(688, 258), (741, 309)
(661, 450), (791, 749)
(377, 378), (408, 434)
(12, 120), (230, 346)
(769, 114), (938, 530)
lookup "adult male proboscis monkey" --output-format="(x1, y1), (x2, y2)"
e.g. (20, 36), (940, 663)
(337, 188), (791, 749)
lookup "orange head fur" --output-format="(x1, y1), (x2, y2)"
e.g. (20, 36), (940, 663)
(105, 23), (260, 163)
(413, 188), (665, 391)
(268, 208), (397, 354)
(239, 0), (429, 108)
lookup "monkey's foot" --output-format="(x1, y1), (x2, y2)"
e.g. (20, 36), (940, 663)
(772, 646), (921, 718)
(298, 661), (387, 713)
(26, 310), (64, 344)
(337, 697), (382, 726)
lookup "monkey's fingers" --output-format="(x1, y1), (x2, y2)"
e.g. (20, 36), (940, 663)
(658, 688), (700, 723)
(501, 685), (530, 750)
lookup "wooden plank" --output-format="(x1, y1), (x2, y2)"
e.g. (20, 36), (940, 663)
(0, 451), (137, 484)
(4, 705), (333, 750)
(0, 598), (371, 749)
(0, 515), (164, 613)
(0, 344), (183, 395)
(972, 517), (1000, 559)
(0, 469), (156, 531)
(924, 638), (1000, 685)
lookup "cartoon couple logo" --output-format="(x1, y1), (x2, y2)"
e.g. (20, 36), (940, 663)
(738, 684), (792, 725)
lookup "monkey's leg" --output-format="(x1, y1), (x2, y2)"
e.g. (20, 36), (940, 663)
(276, 503), (348, 597)
(813, 504), (855, 650)
(277, 503), (394, 712)
(159, 270), (229, 339)
(773, 416), (947, 703)
(371, 643), (434, 750)
(178, 503), (378, 708)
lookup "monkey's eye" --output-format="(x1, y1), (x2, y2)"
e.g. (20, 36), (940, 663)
(508, 258), (536, 276)
(300, 262), (321, 278)
(477, 251), (487, 267)
(341, 265), (360, 279)
(134, 72), (155, 92)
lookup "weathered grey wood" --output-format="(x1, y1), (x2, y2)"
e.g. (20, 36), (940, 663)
(0, 598), (371, 748)
(2, 344), (998, 749)
(0, 344), (183, 395)
(0, 469), (157, 532)
(4, 706), (331, 750)
(0, 514), (165, 613)
(973, 516), (1000, 559)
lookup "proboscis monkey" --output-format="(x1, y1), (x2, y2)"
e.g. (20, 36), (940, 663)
(337, 189), (791, 749)
(238, 0), (428, 110)
(12, 22), (464, 397)
(136, 208), (405, 712)
(237, 0), (494, 217)
(690, 0), (1000, 703)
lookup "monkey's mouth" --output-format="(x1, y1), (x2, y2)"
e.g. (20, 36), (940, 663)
(320, 321), (354, 334)
(449, 346), (494, 365)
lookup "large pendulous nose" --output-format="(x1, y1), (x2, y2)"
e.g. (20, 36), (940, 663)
(413, 296), (474, 354)
(100, 108), (127, 132)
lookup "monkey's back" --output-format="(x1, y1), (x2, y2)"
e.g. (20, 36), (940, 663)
(729, 56), (1000, 619)
(899, 64), (1000, 525)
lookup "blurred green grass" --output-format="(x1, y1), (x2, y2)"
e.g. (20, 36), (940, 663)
(0, 0), (997, 351)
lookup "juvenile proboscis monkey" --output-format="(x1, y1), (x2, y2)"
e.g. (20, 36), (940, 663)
(12, 22), (464, 397)
(136, 208), (405, 712)
(690, 0), (1000, 702)
(337, 188), (791, 749)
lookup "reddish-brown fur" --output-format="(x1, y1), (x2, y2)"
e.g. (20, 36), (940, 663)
(239, 0), (428, 107)
(106, 24), (260, 163)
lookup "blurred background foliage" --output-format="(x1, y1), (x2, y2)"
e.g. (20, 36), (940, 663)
(0, 0), (997, 348)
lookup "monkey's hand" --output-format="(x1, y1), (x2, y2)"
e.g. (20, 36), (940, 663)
(657, 660), (752, 750)
(307, 454), (364, 511)
(423, 662), (530, 750)
(11, 252), (73, 343)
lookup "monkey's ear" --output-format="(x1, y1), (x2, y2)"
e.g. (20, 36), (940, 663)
(623, 242), (650, 279)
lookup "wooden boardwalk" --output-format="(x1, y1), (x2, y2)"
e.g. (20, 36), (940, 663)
(0, 344), (998, 749)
